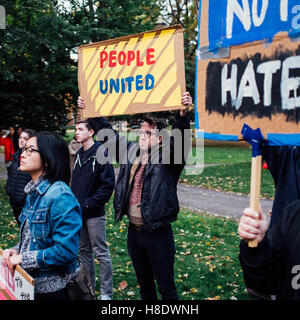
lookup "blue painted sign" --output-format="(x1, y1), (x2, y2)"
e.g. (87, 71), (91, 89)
(208, 0), (300, 51)
(195, 0), (300, 143)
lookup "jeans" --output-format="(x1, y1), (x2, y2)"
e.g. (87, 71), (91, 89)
(127, 223), (178, 300)
(79, 216), (113, 298)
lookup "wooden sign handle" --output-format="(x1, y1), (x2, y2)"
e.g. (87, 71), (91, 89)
(248, 155), (262, 248)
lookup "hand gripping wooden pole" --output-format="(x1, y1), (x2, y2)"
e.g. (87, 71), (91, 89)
(241, 123), (264, 249)
(248, 155), (262, 248)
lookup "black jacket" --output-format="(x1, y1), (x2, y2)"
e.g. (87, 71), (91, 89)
(262, 144), (300, 227)
(71, 142), (115, 219)
(110, 113), (191, 231)
(6, 149), (31, 208)
(239, 200), (300, 300)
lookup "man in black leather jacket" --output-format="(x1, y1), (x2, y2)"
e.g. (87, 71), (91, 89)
(78, 92), (192, 300)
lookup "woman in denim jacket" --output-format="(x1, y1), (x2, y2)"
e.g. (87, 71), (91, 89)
(3, 132), (82, 300)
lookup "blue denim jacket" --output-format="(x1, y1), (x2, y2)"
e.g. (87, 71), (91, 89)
(19, 179), (82, 277)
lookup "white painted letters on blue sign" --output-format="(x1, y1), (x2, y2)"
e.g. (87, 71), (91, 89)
(226, 0), (298, 40)
(280, 0), (289, 22)
(226, 0), (251, 39)
(252, 0), (269, 27)
(292, 5), (300, 30)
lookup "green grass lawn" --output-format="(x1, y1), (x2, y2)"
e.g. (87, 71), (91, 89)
(203, 146), (252, 165)
(0, 182), (253, 300)
(182, 145), (275, 199)
(181, 161), (275, 199)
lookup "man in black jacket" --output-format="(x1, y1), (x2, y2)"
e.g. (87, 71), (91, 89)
(78, 92), (192, 300)
(238, 200), (300, 300)
(71, 119), (115, 300)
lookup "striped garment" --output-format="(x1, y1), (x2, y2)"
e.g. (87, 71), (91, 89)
(128, 159), (148, 226)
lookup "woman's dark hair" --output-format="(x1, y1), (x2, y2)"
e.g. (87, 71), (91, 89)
(35, 131), (71, 184)
(17, 125), (24, 133)
(23, 128), (36, 139)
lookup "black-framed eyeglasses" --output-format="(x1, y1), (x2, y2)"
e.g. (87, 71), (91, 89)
(21, 146), (40, 156)
(138, 130), (156, 138)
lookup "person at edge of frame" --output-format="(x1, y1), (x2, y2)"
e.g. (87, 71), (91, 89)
(261, 144), (300, 228)
(238, 198), (300, 300)
(243, 143), (300, 300)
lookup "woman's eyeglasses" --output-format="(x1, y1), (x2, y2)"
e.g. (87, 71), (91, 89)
(21, 146), (40, 156)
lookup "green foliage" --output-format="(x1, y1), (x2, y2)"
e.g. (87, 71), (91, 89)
(157, 0), (198, 96)
(0, 0), (161, 132)
(0, 1), (199, 131)
(0, 0), (78, 132)
(61, 0), (160, 43)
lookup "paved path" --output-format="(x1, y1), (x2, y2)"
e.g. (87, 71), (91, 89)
(0, 151), (273, 220)
(177, 183), (272, 220)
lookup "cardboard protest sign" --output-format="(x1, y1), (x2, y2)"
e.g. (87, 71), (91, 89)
(195, 0), (300, 142)
(78, 25), (186, 118)
(0, 248), (34, 300)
